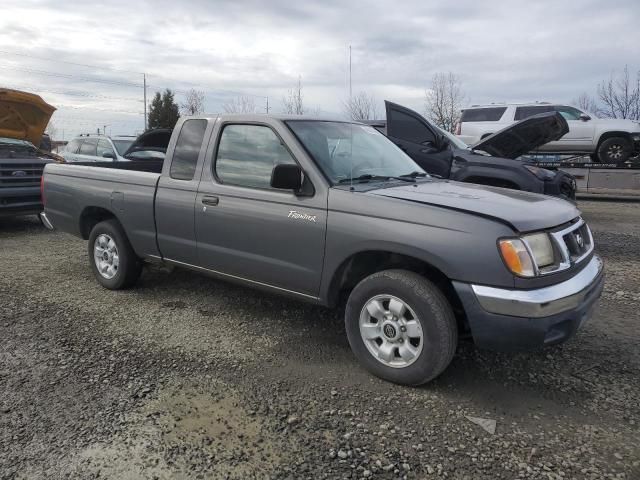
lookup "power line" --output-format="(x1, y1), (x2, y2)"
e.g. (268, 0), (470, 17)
(0, 50), (144, 74)
(2, 83), (143, 102)
(0, 64), (143, 88)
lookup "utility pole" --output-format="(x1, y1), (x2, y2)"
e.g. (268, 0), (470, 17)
(143, 73), (147, 131)
(349, 45), (352, 101)
(266, 96), (269, 114)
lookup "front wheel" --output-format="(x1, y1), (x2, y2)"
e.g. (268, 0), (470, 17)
(345, 269), (458, 386)
(88, 219), (142, 289)
(597, 137), (632, 165)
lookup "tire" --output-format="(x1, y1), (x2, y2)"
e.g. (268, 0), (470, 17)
(88, 219), (142, 289)
(597, 137), (632, 165)
(345, 269), (458, 386)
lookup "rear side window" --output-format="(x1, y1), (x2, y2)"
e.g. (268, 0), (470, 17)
(170, 119), (207, 180)
(65, 138), (81, 153)
(460, 107), (507, 122)
(96, 139), (114, 157)
(387, 109), (436, 145)
(514, 105), (554, 120)
(79, 139), (98, 156)
(215, 124), (296, 189)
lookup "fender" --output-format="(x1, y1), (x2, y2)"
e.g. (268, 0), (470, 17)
(450, 160), (543, 194)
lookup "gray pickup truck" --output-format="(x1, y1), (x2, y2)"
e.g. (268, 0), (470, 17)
(41, 114), (605, 385)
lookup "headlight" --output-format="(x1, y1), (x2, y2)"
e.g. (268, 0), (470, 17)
(498, 233), (555, 277)
(524, 164), (556, 180)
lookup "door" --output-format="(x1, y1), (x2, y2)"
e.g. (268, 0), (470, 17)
(551, 105), (595, 152)
(63, 138), (81, 162)
(96, 138), (116, 161)
(384, 101), (452, 178)
(155, 118), (209, 265)
(76, 138), (99, 162)
(195, 122), (327, 297)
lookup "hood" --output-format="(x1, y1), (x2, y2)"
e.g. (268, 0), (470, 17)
(369, 179), (579, 232)
(594, 117), (640, 132)
(123, 128), (172, 157)
(0, 88), (56, 146)
(471, 112), (569, 159)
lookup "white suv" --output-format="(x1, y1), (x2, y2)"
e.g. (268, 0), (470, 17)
(61, 134), (135, 163)
(457, 103), (640, 164)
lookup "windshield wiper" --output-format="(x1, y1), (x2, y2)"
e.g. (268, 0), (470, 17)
(337, 174), (416, 184)
(399, 171), (429, 178)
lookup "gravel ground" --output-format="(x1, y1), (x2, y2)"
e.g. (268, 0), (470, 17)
(1, 200), (638, 479)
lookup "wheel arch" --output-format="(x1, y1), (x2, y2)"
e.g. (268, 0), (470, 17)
(596, 131), (633, 148)
(79, 206), (121, 240)
(324, 249), (468, 334)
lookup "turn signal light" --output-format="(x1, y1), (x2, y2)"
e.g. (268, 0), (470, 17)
(499, 239), (535, 277)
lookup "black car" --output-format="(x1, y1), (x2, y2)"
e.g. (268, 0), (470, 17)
(367, 101), (576, 200)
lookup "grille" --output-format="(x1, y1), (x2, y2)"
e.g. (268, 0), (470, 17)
(0, 163), (45, 188)
(550, 218), (594, 271)
(562, 222), (592, 262)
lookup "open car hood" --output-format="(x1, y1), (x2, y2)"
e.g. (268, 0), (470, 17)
(471, 111), (568, 159)
(123, 128), (172, 157)
(0, 88), (56, 146)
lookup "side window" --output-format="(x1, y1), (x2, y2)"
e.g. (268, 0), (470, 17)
(65, 138), (81, 153)
(555, 106), (582, 121)
(514, 106), (554, 120)
(215, 124), (296, 189)
(170, 119), (208, 180)
(96, 139), (115, 158)
(387, 109), (436, 145)
(79, 138), (98, 156)
(460, 107), (507, 122)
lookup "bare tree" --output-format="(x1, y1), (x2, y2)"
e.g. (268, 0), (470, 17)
(572, 92), (599, 114)
(181, 88), (205, 116)
(344, 91), (379, 120)
(425, 72), (465, 133)
(44, 120), (58, 139)
(222, 95), (258, 114)
(282, 76), (305, 115)
(597, 65), (640, 120)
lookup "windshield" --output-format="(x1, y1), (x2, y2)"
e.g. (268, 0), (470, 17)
(435, 126), (469, 149)
(286, 121), (424, 184)
(112, 139), (134, 155)
(0, 137), (36, 150)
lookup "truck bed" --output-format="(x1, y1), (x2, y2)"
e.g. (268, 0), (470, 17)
(43, 162), (161, 258)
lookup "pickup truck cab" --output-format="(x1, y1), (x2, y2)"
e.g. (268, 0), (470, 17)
(41, 114), (604, 385)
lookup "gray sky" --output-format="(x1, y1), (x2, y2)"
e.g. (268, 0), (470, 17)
(1, 0), (638, 138)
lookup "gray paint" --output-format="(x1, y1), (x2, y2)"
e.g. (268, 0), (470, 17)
(43, 114), (583, 306)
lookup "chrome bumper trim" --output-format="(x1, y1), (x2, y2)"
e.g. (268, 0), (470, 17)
(471, 256), (603, 318)
(40, 212), (54, 230)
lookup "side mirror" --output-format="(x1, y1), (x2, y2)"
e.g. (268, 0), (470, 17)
(271, 163), (302, 191)
(102, 151), (115, 159)
(579, 113), (591, 121)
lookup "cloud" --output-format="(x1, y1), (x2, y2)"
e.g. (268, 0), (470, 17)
(0, 0), (638, 137)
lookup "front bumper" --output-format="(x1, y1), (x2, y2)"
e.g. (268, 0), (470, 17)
(453, 255), (604, 351)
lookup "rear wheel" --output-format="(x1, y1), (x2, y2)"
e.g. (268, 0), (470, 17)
(345, 269), (458, 386)
(598, 137), (632, 165)
(88, 219), (142, 289)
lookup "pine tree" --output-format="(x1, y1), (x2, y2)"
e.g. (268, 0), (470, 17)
(147, 89), (180, 130)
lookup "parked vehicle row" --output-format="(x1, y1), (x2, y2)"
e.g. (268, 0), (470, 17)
(41, 113), (604, 385)
(457, 102), (640, 165)
(368, 101), (576, 200)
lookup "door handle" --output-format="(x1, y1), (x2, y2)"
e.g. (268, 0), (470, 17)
(202, 195), (219, 206)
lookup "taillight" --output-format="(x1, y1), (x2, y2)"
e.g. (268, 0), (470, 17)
(40, 175), (45, 206)
(455, 122), (461, 135)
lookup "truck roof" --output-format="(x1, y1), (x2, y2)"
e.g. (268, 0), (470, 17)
(187, 113), (355, 123)
(464, 102), (562, 109)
